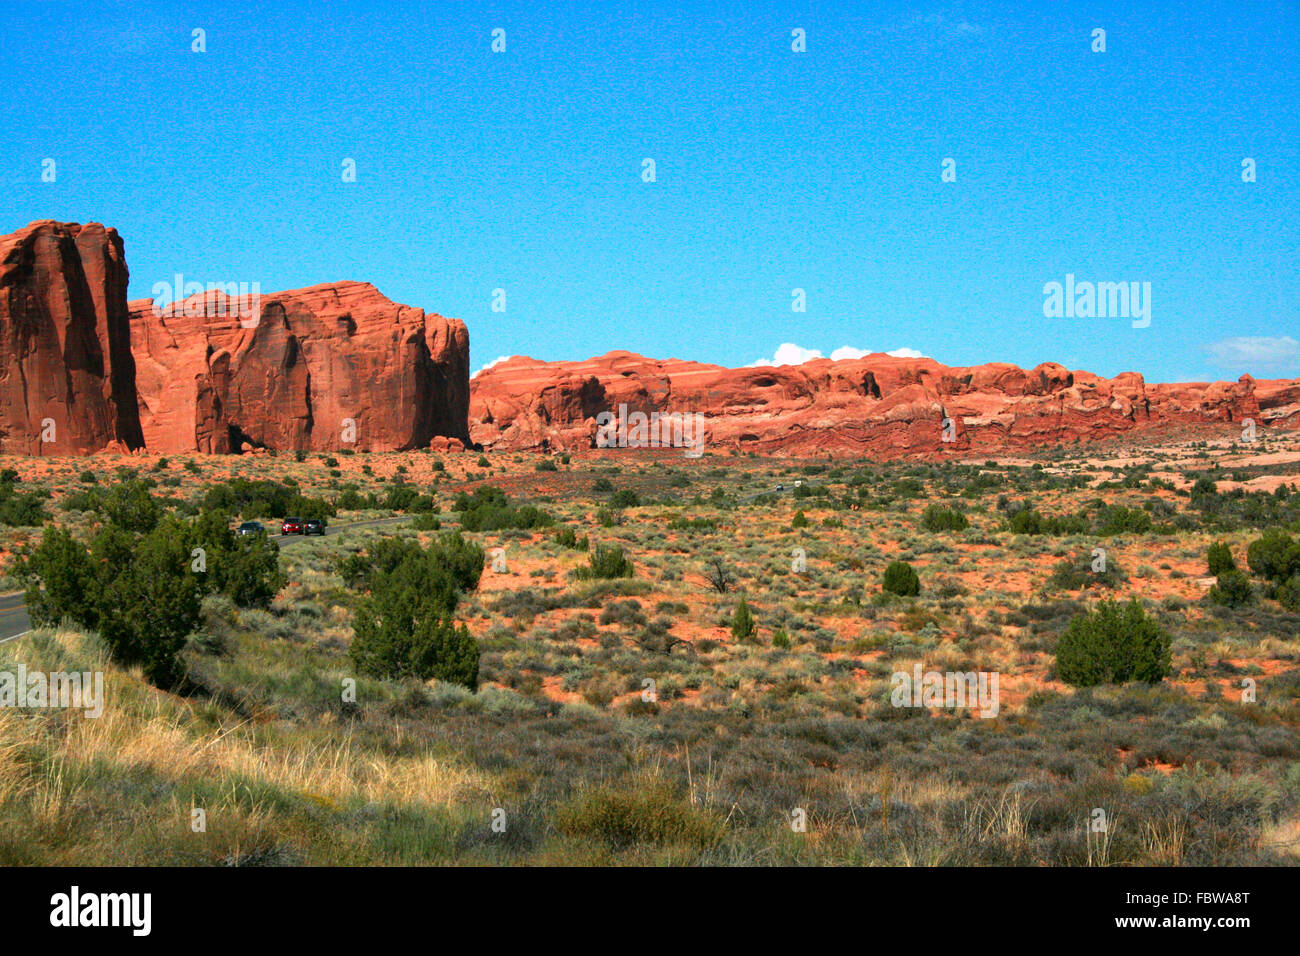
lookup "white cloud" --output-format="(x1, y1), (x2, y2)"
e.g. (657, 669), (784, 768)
(747, 343), (825, 367)
(471, 355), (514, 378)
(828, 346), (866, 361)
(749, 343), (925, 367)
(1205, 336), (1300, 371)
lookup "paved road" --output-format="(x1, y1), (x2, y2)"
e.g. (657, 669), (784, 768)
(274, 513), (411, 547)
(0, 592), (28, 645)
(738, 485), (791, 503)
(0, 514), (413, 645)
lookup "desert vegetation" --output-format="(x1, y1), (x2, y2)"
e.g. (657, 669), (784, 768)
(1, 433), (1298, 865)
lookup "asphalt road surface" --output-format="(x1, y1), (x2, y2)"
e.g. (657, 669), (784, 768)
(0, 592), (28, 646)
(0, 514), (412, 645)
(738, 485), (793, 502)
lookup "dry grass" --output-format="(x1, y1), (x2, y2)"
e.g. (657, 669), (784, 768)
(0, 435), (1297, 864)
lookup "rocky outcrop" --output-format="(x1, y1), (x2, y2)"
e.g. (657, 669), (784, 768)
(0, 221), (145, 454)
(469, 351), (1300, 457)
(7, 217), (1293, 461)
(129, 281), (470, 453)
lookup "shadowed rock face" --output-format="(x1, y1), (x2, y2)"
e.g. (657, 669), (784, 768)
(469, 351), (1300, 457)
(129, 281), (470, 453)
(0, 221), (145, 454)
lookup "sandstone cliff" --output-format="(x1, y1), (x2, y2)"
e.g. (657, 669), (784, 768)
(469, 351), (1300, 457)
(129, 281), (470, 453)
(0, 221), (145, 454)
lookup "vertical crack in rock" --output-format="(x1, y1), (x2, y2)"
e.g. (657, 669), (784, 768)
(0, 221), (144, 454)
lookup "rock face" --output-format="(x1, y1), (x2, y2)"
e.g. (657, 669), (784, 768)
(8, 216), (1294, 461)
(0, 221), (145, 454)
(129, 281), (470, 453)
(469, 351), (1300, 457)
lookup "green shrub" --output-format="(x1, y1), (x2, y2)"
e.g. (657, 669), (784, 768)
(575, 545), (634, 580)
(17, 527), (99, 629)
(1246, 529), (1300, 583)
(185, 510), (286, 609)
(96, 518), (203, 687)
(730, 597), (755, 642)
(1208, 569), (1253, 607)
(791, 510), (810, 529)
(771, 627), (791, 648)
(1277, 575), (1300, 612)
(202, 478), (293, 518)
(609, 489), (640, 509)
(199, 477), (336, 523)
(554, 782), (723, 850)
(1189, 477), (1218, 507)
(289, 495), (335, 521)
(1206, 541), (1236, 575)
(347, 534), (484, 687)
(1054, 598), (1171, 687)
(454, 485), (553, 531)
(352, 609), (478, 687)
(382, 484), (421, 511)
(18, 518), (206, 688)
(1003, 509), (1086, 538)
(338, 533), (483, 595)
(554, 527), (589, 550)
(1095, 505), (1153, 536)
(882, 560), (920, 596)
(0, 485), (48, 527)
(102, 480), (162, 533)
(920, 504), (969, 532)
(1047, 551), (1126, 590)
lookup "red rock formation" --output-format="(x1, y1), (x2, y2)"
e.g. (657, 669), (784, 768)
(0, 221), (144, 454)
(469, 351), (1300, 457)
(9, 215), (1292, 462)
(129, 282), (470, 453)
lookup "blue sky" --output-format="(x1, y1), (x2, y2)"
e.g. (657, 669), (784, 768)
(2, 0), (1297, 382)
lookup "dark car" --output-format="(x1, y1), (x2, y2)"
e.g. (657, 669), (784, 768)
(236, 521), (264, 536)
(281, 517), (303, 535)
(304, 518), (325, 536)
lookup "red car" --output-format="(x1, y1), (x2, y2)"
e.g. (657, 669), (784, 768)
(281, 516), (303, 535)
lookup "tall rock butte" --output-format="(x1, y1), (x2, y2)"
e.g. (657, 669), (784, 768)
(129, 281), (471, 453)
(469, 351), (1300, 457)
(0, 221), (145, 454)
